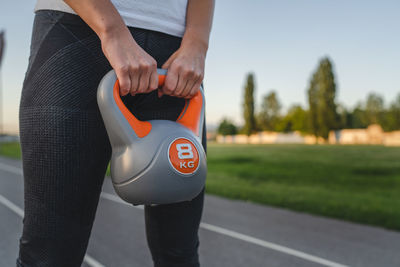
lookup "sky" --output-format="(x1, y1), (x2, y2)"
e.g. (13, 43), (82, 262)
(0, 0), (399, 134)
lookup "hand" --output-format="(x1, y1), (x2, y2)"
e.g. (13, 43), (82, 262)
(159, 40), (207, 99)
(100, 27), (158, 96)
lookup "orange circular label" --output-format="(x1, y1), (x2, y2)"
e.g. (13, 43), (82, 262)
(168, 138), (200, 175)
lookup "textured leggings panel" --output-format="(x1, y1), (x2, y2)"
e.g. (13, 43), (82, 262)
(19, 10), (205, 267)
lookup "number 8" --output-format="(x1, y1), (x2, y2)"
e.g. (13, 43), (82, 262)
(176, 143), (194, 159)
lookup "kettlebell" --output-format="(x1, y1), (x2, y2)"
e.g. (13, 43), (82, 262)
(97, 69), (206, 205)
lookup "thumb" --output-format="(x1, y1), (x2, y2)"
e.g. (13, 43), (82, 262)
(160, 52), (178, 97)
(162, 51), (178, 69)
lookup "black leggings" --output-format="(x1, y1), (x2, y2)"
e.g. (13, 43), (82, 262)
(18, 10), (206, 267)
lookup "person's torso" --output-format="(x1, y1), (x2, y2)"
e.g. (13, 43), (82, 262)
(35, 0), (188, 37)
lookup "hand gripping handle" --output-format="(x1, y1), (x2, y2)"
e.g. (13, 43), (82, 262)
(112, 69), (204, 138)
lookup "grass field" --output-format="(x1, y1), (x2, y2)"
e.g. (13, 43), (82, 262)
(1, 142), (400, 231)
(0, 142), (21, 159)
(207, 143), (400, 231)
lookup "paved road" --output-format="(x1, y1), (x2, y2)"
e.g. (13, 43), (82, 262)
(1, 156), (400, 267)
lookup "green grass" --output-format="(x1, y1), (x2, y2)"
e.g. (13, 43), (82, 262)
(1, 141), (400, 231)
(206, 143), (400, 231)
(0, 142), (22, 159)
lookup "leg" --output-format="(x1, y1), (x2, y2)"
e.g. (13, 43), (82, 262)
(144, 122), (207, 267)
(129, 29), (207, 267)
(144, 190), (205, 267)
(18, 108), (111, 267)
(18, 11), (112, 266)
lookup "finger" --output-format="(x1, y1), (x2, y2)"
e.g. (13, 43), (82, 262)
(186, 80), (202, 99)
(177, 79), (191, 98)
(162, 67), (179, 96)
(180, 74), (197, 98)
(176, 68), (196, 97)
(174, 74), (189, 97)
(138, 68), (150, 94)
(149, 69), (158, 92)
(186, 70), (204, 98)
(162, 52), (177, 69)
(115, 66), (131, 96)
(129, 67), (140, 96)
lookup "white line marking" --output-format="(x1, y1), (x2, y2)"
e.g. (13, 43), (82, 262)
(199, 223), (348, 267)
(1, 162), (348, 267)
(0, 194), (24, 217)
(100, 194), (348, 267)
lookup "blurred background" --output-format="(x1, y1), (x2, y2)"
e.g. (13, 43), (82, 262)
(0, 1), (399, 267)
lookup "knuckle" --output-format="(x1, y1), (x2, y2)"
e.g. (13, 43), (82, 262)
(175, 63), (183, 73)
(119, 65), (129, 73)
(142, 64), (150, 72)
(130, 64), (139, 73)
(183, 68), (194, 77)
(139, 60), (151, 71)
(195, 71), (203, 79)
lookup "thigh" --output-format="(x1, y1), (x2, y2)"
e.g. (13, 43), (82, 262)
(18, 11), (112, 266)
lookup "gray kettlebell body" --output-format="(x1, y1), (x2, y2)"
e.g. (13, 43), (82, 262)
(97, 70), (206, 205)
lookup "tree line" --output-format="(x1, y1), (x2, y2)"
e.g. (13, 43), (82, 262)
(218, 57), (400, 138)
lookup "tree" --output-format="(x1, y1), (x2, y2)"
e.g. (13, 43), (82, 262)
(288, 105), (310, 133)
(276, 105), (310, 133)
(307, 57), (339, 140)
(242, 73), (257, 135)
(308, 72), (319, 137)
(384, 93), (400, 131)
(257, 91), (281, 131)
(350, 102), (368, 128)
(337, 103), (352, 129)
(317, 58), (338, 138)
(218, 118), (237, 136)
(365, 93), (384, 124)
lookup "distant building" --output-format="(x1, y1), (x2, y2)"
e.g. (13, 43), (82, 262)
(329, 124), (400, 146)
(216, 124), (400, 146)
(384, 130), (400, 146)
(216, 131), (324, 145)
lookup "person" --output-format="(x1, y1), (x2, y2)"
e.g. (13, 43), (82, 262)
(18, 0), (214, 266)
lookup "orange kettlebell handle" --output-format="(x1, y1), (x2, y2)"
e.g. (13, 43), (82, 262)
(113, 69), (203, 139)
(157, 68), (167, 87)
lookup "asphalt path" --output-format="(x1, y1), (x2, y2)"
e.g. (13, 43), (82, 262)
(1, 156), (400, 267)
